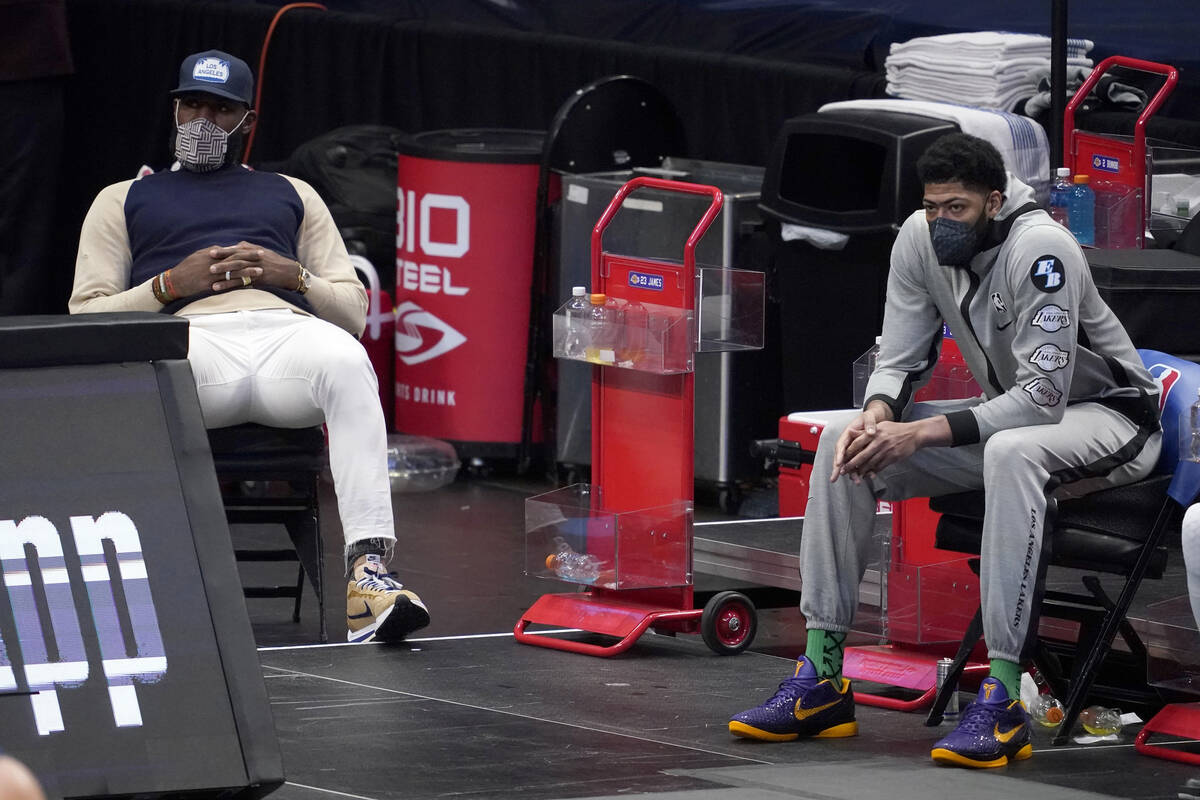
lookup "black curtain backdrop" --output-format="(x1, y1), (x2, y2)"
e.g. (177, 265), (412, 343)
(51, 0), (884, 312)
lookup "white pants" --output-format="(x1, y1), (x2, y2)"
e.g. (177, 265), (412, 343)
(187, 310), (395, 553)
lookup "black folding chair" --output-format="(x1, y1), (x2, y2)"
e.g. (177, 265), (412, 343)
(518, 75), (687, 473)
(925, 349), (1200, 744)
(209, 423), (328, 644)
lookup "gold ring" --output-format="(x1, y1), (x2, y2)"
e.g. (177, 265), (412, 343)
(242, 275), (252, 287)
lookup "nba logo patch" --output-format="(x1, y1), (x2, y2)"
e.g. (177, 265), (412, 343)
(1147, 363), (1182, 412)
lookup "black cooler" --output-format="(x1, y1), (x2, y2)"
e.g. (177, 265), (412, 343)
(1086, 248), (1200, 360)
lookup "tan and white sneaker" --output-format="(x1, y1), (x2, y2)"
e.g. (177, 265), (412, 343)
(347, 565), (430, 643)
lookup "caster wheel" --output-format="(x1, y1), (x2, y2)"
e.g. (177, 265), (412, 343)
(717, 487), (741, 515)
(700, 590), (757, 655)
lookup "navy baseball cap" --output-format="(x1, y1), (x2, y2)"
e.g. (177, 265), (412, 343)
(170, 50), (254, 105)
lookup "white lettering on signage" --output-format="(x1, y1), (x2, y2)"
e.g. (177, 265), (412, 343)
(396, 187), (471, 296)
(0, 513), (166, 736)
(397, 260), (469, 296)
(397, 187), (471, 258)
(395, 383), (457, 406)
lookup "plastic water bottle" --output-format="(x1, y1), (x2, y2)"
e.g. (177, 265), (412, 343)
(562, 285), (590, 359)
(1068, 173), (1096, 246)
(1078, 705), (1123, 736)
(618, 299), (648, 366)
(1049, 167), (1072, 228)
(1029, 694), (1066, 728)
(545, 536), (602, 583)
(585, 293), (616, 364)
(1182, 388), (1200, 462)
(1025, 667), (1065, 728)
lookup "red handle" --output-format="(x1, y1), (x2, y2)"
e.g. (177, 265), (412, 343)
(590, 177), (724, 289)
(1063, 55), (1178, 171)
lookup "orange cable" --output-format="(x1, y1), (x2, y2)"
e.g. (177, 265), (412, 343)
(244, 2), (327, 163)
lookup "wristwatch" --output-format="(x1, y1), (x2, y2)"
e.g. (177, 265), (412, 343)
(296, 264), (312, 294)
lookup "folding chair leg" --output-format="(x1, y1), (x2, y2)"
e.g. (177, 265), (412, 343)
(292, 566), (304, 623)
(1051, 501), (1177, 745)
(926, 606), (983, 727)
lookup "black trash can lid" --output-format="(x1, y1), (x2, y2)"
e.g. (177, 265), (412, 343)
(399, 128), (545, 164)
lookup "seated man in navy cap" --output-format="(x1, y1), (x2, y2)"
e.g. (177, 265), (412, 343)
(69, 49), (429, 644)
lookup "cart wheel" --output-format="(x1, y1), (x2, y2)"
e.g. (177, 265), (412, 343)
(717, 487), (741, 515)
(701, 591), (757, 655)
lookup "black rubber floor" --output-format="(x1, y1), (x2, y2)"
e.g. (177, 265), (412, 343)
(236, 475), (1200, 800)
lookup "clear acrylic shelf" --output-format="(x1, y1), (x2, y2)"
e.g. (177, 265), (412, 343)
(524, 483), (693, 590)
(552, 267), (765, 374)
(696, 266), (764, 352)
(882, 557), (979, 644)
(552, 299), (695, 373)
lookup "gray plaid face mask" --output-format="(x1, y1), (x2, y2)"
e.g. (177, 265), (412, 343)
(929, 215), (985, 266)
(174, 108), (247, 172)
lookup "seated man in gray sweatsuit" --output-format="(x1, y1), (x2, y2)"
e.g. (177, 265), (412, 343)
(729, 133), (1161, 768)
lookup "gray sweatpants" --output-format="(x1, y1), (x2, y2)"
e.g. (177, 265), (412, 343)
(798, 397), (1161, 662)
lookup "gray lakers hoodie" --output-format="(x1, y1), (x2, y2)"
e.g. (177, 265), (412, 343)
(863, 174), (1160, 445)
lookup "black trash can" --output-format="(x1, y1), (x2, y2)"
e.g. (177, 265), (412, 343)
(760, 109), (958, 412)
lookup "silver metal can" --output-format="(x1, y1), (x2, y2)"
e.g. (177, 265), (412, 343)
(936, 657), (959, 718)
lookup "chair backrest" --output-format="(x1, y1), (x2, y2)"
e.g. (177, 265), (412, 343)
(1139, 348), (1200, 505)
(542, 74), (686, 176)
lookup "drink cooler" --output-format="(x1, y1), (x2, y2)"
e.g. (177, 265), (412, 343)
(393, 129), (543, 458)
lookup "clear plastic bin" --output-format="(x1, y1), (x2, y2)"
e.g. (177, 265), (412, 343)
(696, 266), (765, 352)
(552, 299), (694, 373)
(524, 483), (692, 589)
(846, 509), (895, 641)
(1143, 594), (1200, 695)
(852, 338), (980, 407)
(1094, 179), (1143, 249)
(882, 557), (979, 644)
(551, 267), (764, 374)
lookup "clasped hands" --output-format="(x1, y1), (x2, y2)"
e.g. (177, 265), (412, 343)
(170, 241), (299, 296)
(831, 402), (927, 485)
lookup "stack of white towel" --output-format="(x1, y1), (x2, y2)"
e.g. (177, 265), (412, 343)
(885, 31), (1093, 111)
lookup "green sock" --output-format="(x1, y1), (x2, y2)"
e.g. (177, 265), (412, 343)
(805, 628), (847, 682)
(989, 658), (1022, 700)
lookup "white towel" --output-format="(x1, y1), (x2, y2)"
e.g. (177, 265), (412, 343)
(819, 99), (1050, 193)
(889, 31), (1093, 59)
(885, 31), (1094, 112)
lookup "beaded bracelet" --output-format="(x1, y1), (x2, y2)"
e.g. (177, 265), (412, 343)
(151, 270), (177, 305)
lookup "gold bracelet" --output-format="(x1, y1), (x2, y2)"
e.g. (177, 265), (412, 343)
(295, 262), (312, 294)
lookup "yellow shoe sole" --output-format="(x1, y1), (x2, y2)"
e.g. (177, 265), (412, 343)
(930, 742), (1033, 768)
(729, 719), (858, 741)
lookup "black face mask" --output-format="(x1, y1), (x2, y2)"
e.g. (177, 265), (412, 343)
(928, 212), (992, 266)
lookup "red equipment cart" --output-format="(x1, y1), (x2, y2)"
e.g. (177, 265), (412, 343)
(515, 177), (763, 657)
(1064, 55), (1178, 249)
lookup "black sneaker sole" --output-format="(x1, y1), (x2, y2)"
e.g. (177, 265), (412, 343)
(374, 594), (431, 642)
